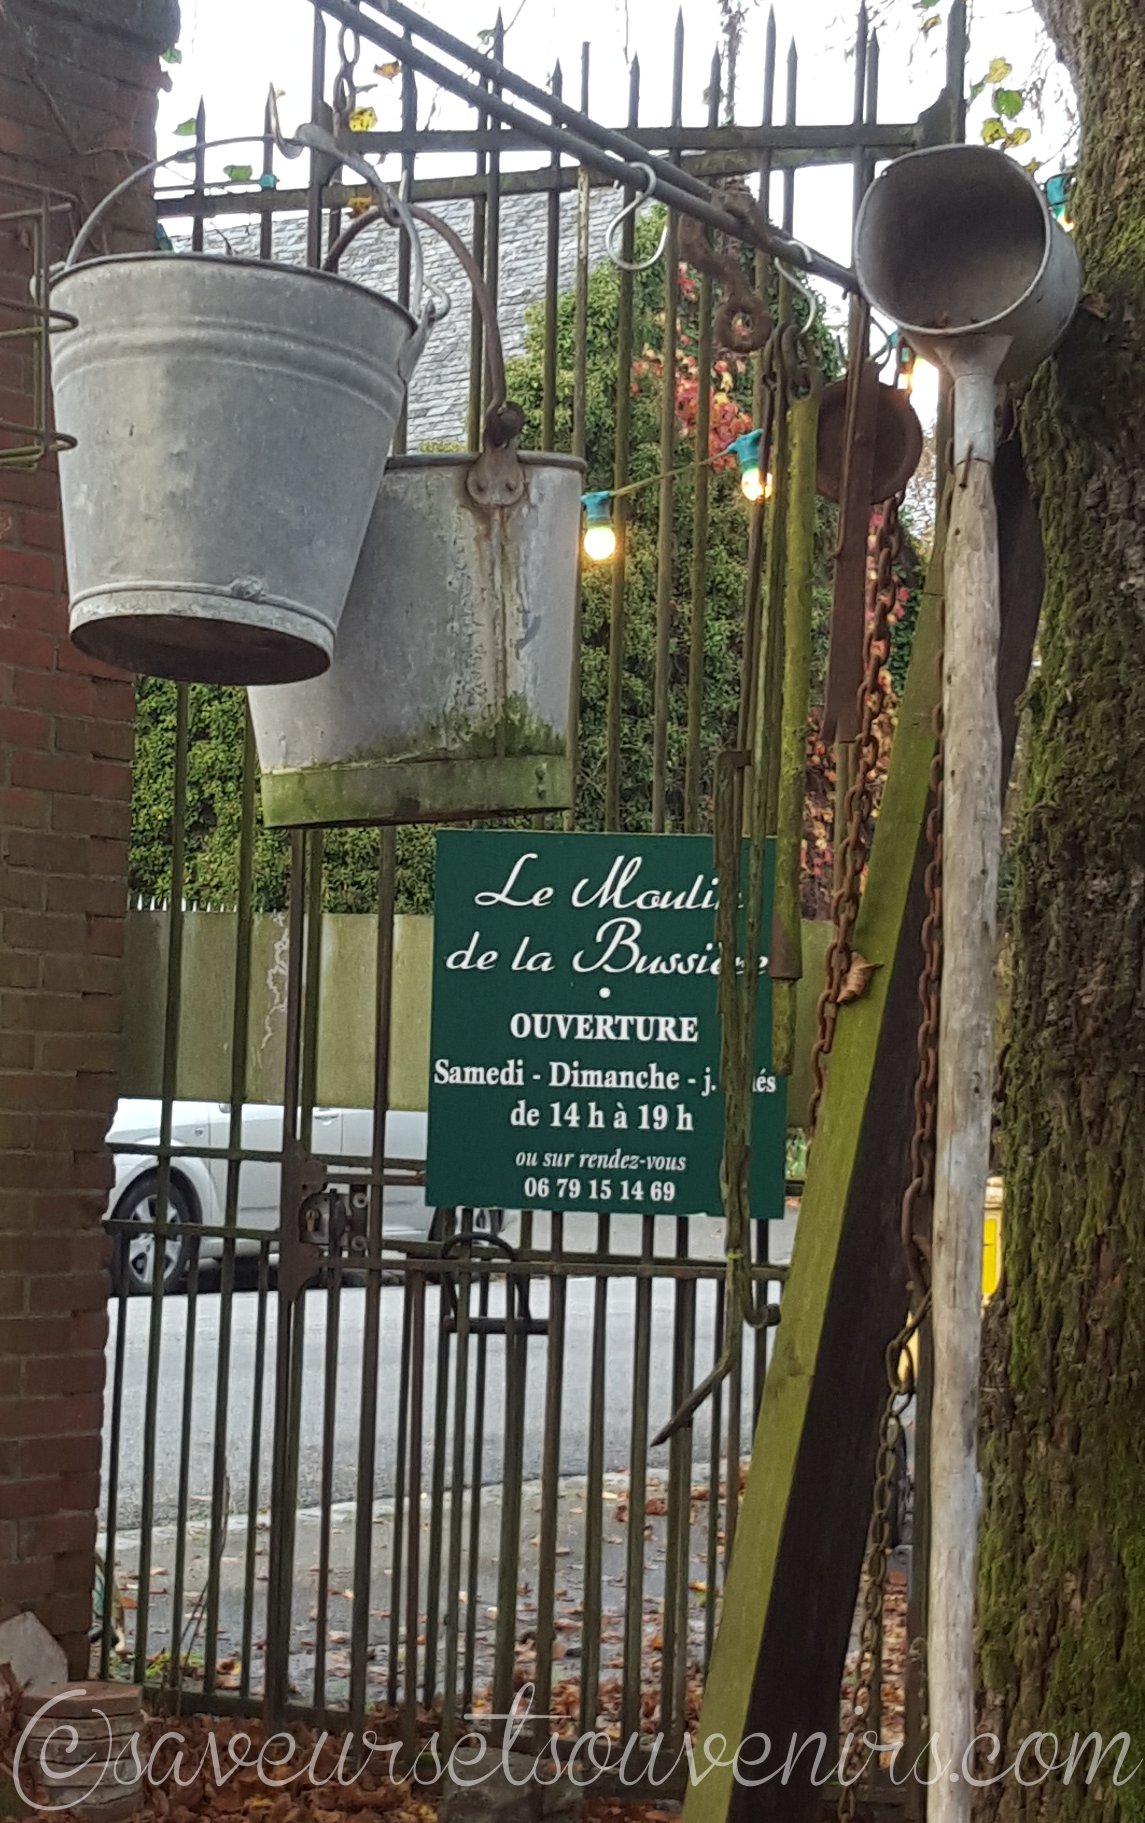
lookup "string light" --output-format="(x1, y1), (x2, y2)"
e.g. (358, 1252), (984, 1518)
(581, 423), (771, 562)
(581, 490), (617, 562)
(726, 429), (771, 503)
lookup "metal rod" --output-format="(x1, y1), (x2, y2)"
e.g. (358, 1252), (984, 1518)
(651, 13), (684, 836)
(620, 1217), (655, 1739)
(604, 58), (640, 833)
(132, 681), (188, 1685)
(203, 713), (258, 1694)
(315, 0), (857, 288)
(579, 1212), (610, 1735)
(541, 61), (562, 451)
(348, 829), (397, 1727)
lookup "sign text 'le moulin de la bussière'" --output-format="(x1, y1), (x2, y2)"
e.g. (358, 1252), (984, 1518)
(425, 832), (788, 1221)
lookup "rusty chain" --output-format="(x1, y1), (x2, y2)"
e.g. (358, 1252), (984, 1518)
(679, 187), (773, 354)
(837, 1303), (927, 1822)
(901, 637), (944, 1301)
(808, 491), (902, 1138)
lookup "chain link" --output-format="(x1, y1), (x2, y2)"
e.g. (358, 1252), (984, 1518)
(837, 1303), (928, 1821)
(333, 13), (363, 134)
(808, 492), (902, 1138)
(901, 631), (943, 1300)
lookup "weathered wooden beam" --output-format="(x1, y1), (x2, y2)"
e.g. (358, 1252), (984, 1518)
(683, 521), (948, 1823)
(684, 444), (1041, 1823)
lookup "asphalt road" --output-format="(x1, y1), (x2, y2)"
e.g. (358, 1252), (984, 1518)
(101, 1209), (797, 1532)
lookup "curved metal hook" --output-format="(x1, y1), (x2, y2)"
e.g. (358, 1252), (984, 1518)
(775, 243), (820, 336)
(605, 162), (669, 273)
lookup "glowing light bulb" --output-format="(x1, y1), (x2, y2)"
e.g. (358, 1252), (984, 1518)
(581, 490), (617, 563)
(740, 465), (773, 503)
(583, 521), (618, 562)
(727, 429), (767, 505)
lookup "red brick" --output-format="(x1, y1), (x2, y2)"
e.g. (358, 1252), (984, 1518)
(12, 672), (96, 721)
(18, 1513), (98, 1561)
(0, 546), (61, 592)
(22, 1352), (106, 1399)
(86, 914), (127, 956)
(22, 1430), (104, 1479)
(0, 1312), (107, 1359)
(0, 1278), (25, 1317)
(27, 1272), (109, 1316)
(0, 868), (44, 910)
(0, 1536), (30, 1584)
(17, 509), (62, 552)
(0, 1393), (103, 1438)
(0, 1032), (35, 1068)
(0, 785), (47, 827)
(0, 469), (58, 510)
(54, 640), (132, 683)
(88, 837), (131, 880)
(38, 1594), (97, 1644)
(0, 705), (50, 746)
(0, 628), (58, 672)
(0, 951), (37, 990)
(3, 908), (88, 951)
(0, 992), (82, 1032)
(0, 1478), (68, 1520)
(49, 797), (131, 840)
(12, 748), (127, 798)
(36, 1034), (119, 1073)
(4, 830), (89, 876)
(39, 953), (121, 995)
(45, 881), (127, 923)
(53, 716), (136, 763)
(0, 1072), (108, 1112)
(78, 993), (122, 1032)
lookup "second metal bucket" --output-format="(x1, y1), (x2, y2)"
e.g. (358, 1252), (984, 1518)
(248, 450), (585, 826)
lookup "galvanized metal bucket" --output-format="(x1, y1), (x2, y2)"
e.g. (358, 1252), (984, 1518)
(48, 130), (436, 685)
(248, 449), (586, 826)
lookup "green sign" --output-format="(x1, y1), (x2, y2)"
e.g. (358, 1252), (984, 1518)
(426, 831), (788, 1220)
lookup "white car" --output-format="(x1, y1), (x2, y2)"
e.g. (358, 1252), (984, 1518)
(103, 1100), (502, 1295)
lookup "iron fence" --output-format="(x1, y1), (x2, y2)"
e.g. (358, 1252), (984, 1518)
(96, 0), (965, 1797)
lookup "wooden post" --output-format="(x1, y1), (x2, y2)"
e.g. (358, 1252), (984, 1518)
(927, 355), (1004, 1820)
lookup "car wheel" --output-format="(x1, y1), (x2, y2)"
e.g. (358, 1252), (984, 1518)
(110, 1171), (199, 1297)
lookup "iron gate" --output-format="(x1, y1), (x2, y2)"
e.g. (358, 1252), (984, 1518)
(98, 0), (965, 1791)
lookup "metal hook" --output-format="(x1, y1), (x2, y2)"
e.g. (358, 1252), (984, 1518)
(605, 162), (669, 273)
(775, 243), (820, 336)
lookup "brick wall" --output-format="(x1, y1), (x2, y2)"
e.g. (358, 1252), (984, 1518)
(0, 0), (177, 1672)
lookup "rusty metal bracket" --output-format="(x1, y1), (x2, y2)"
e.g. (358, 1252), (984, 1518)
(276, 1139), (332, 1304)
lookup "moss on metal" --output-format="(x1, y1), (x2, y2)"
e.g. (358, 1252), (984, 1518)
(258, 695), (571, 828)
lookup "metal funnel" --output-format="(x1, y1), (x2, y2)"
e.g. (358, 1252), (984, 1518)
(855, 145), (1080, 460)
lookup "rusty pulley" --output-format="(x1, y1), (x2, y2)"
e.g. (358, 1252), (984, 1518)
(819, 360), (922, 743)
(816, 372), (923, 506)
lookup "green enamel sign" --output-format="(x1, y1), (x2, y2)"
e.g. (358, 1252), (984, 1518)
(425, 831), (788, 1220)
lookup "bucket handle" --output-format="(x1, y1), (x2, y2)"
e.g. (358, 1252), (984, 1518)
(325, 196), (524, 497)
(58, 123), (429, 322)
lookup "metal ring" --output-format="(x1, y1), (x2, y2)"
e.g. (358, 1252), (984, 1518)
(605, 162), (669, 273)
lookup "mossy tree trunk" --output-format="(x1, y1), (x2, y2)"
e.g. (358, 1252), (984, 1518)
(977, 1), (1145, 1817)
